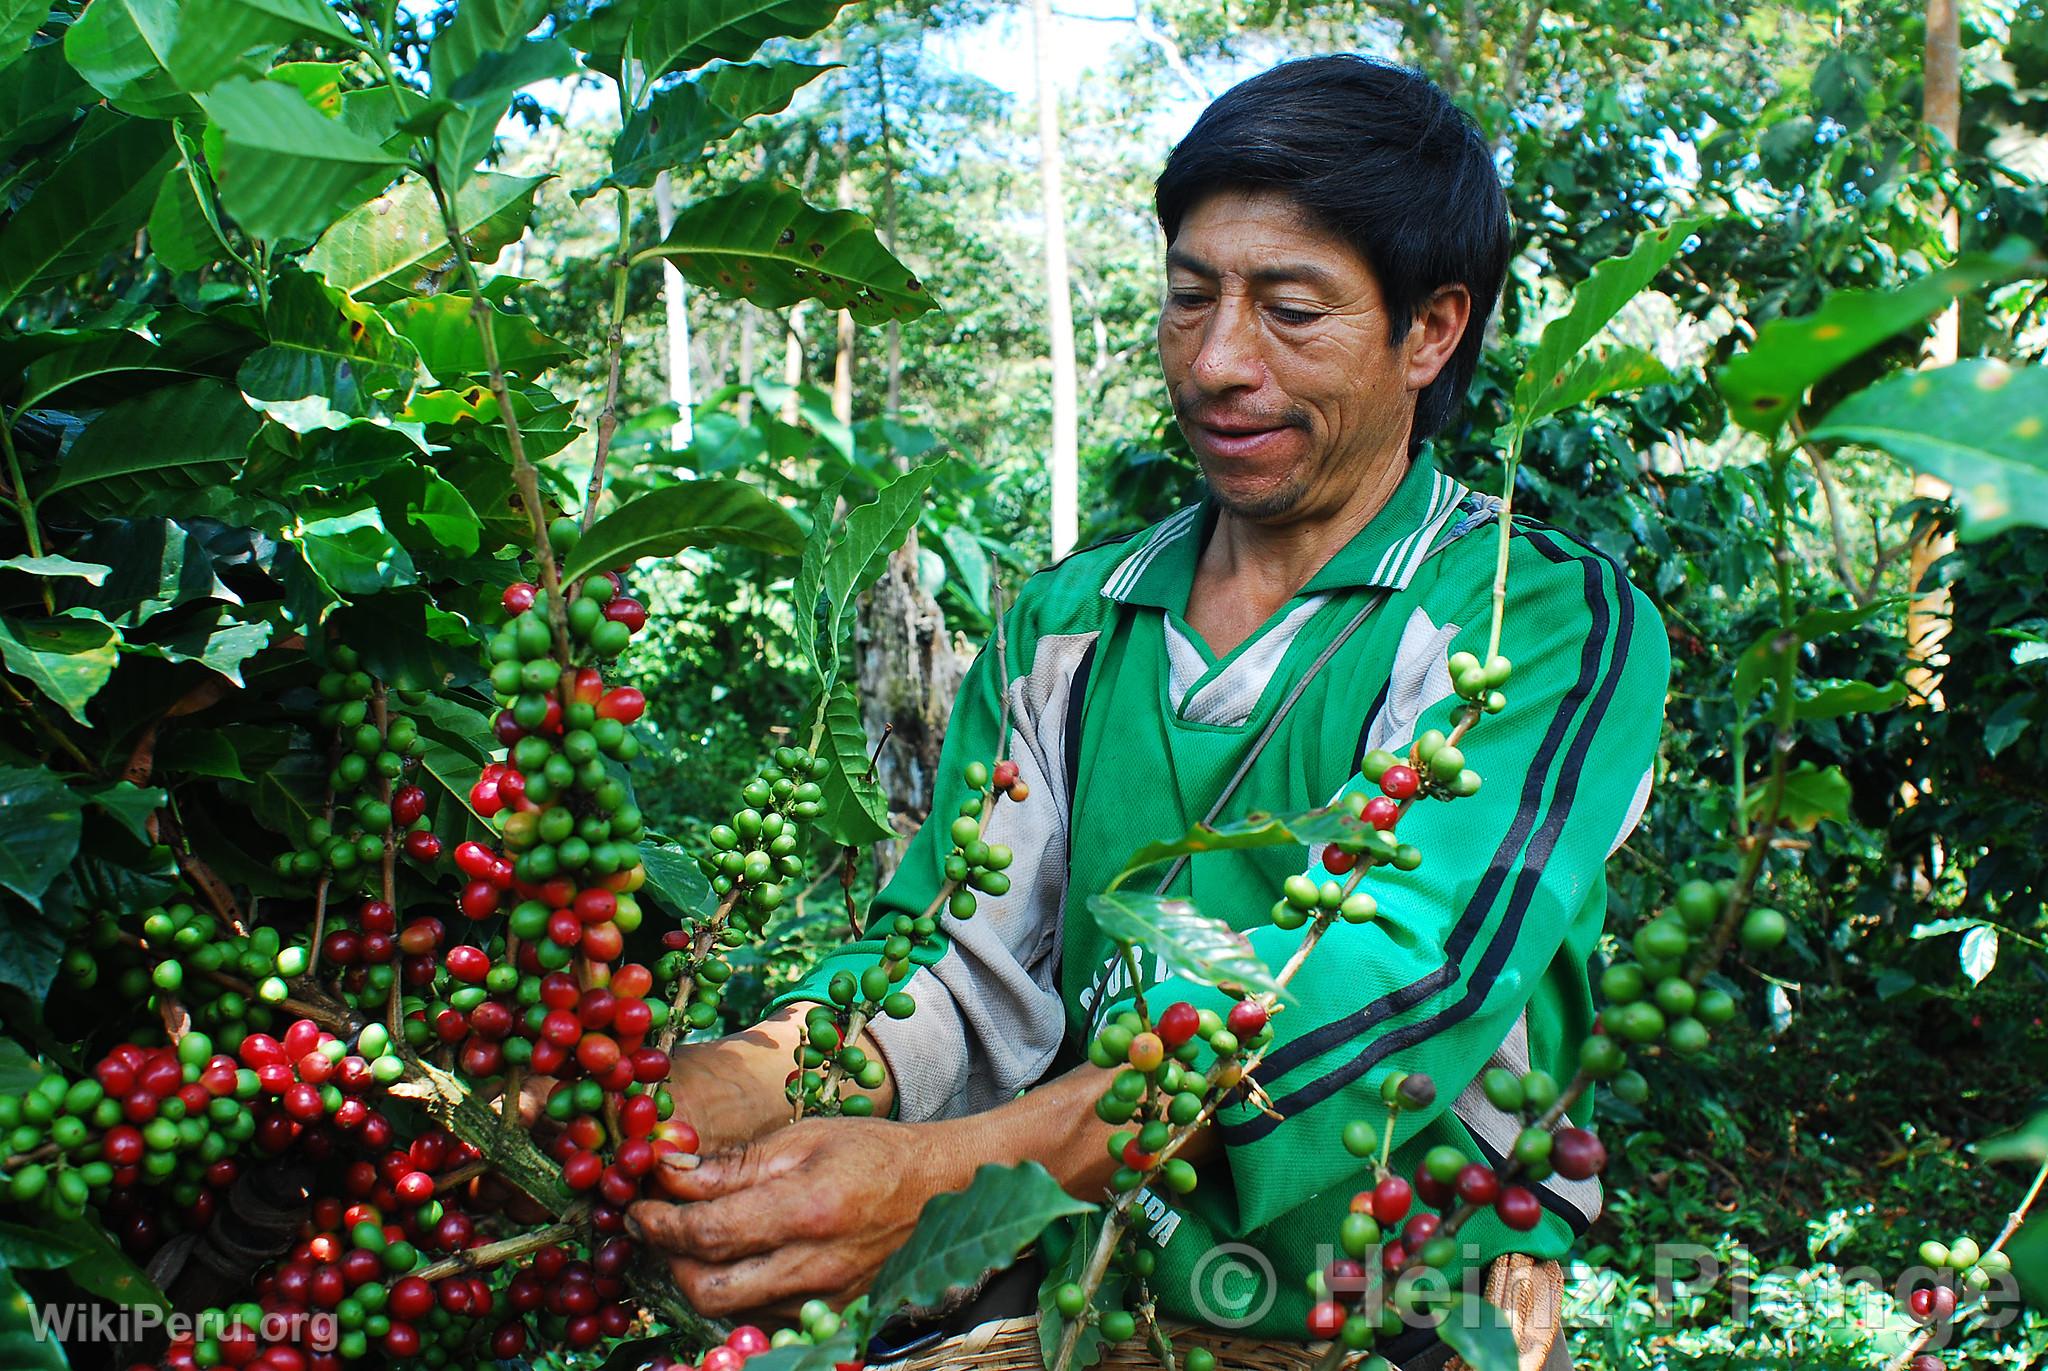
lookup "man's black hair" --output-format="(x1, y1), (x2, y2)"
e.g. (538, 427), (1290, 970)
(1155, 55), (1511, 455)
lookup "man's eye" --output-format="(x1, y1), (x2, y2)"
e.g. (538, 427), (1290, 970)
(1168, 292), (1210, 310)
(1269, 305), (1321, 326)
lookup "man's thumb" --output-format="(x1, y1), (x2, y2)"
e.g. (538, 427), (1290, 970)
(653, 1142), (752, 1201)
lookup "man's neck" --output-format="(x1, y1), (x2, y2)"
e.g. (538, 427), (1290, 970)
(1184, 452), (1411, 657)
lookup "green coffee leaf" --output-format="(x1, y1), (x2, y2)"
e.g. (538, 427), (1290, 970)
(559, 477), (804, 585)
(868, 1162), (1093, 1321)
(1748, 761), (1851, 830)
(1808, 358), (2048, 540)
(0, 766), (84, 903)
(1434, 1293), (1522, 1371)
(813, 679), (894, 847)
(39, 379), (261, 521)
(0, 615), (120, 724)
(1086, 891), (1285, 1000)
(1718, 248), (2029, 437)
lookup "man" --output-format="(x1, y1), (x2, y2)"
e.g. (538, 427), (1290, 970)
(627, 54), (1668, 1360)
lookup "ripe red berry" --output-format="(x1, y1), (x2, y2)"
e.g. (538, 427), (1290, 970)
(1306, 1299), (1345, 1339)
(1455, 1162), (1500, 1206)
(1379, 764), (1420, 801)
(604, 597), (647, 632)
(391, 785), (427, 827)
(1157, 1001), (1200, 1048)
(502, 583), (537, 614)
(992, 760), (1020, 790)
(1323, 844), (1358, 874)
(444, 946), (490, 982)
(1362, 796), (1401, 829)
(1551, 1127), (1607, 1181)
(562, 1151), (603, 1191)
(1495, 1185), (1542, 1231)
(597, 687), (646, 724)
(1372, 1175), (1412, 1224)
(404, 831), (442, 863)
(458, 881), (500, 921)
(1227, 999), (1268, 1037)
(1414, 1166), (1456, 1210)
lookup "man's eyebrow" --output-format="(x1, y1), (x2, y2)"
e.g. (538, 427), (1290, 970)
(1164, 248), (1342, 293)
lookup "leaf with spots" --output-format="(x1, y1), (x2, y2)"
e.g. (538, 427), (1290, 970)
(1717, 246), (2031, 438)
(1510, 214), (1710, 436)
(639, 180), (937, 327)
(1086, 891), (1286, 1000)
(305, 173), (544, 302)
(868, 1162), (1093, 1323)
(1807, 358), (2048, 540)
(0, 614), (119, 724)
(237, 269), (422, 432)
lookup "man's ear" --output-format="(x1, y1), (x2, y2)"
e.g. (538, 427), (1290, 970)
(1403, 285), (1473, 393)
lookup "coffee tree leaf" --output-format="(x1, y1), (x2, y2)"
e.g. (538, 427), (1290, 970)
(427, 0), (547, 89)
(622, 0), (850, 83)
(588, 59), (832, 197)
(0, 108), (174, 312)
(0, 556), (111, 586)
(1522, 346), (1674, 429)
(430, 37), (580, 191)
(813, 679), (894, 847)
(61, 0), (192, 116)
(74, 780), (166, 847)
(641, 180), (936, 327)
(0, 766), (82, 903)
(0, 0), (42, 71)
(0, 1040), (38, 1094)
(1086, 892), (1286, 1001)
(41, 1210), (169, 1309)
(939, 523), (991, 618)
(298, 505), (418, 598)
(388, 293), (579, 382)
(1794, 678), (1909, 719)
(149, 156), (229, 272)
(0, 1264), (67, 1370)
(1511, 214), (1709, 433)
(165, 0), (357, 92)
(803, 456), (949, 685)
(10, 309), (255, 414)
(1110, 812), (1303, 889)
(1037, 1210), (1124, 1371)
(372, 462), (485, 559)
(1730, 598), (1901, 714)
(636, 842), (716, 923)
(238, 270), (421, 431)
(306, 173), (544, 301)
(39, 379), (261, 520)
(868, 1162), (1093, 1321)
(1748, 761), (1851, 831)
(734, 1337), (861, 1371)
(125, 612), (274, 686)
(0, 615), (121, 724)
(1435, 1293), (1522, 1371)
(1718, 247), (2030, 437)
(1975, 1110), (2048, 1163)
(1808, 358), (2048, 540)
(62, 518), (242, 627)
(561, 478), (804, 584)
(198, 75), (405, 243)
(1959, 924), (1999, 986)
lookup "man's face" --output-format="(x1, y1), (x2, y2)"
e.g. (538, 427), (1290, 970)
(1157, 188), (1467, 522)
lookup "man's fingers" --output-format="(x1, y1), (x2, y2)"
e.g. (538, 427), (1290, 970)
(652, 1136), (789, 1202)
(627, 1193), (780, 1264)
(665, 1245), (863, 1319)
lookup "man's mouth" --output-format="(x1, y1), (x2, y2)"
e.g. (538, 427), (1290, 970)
(1190, 417), (1301, 458)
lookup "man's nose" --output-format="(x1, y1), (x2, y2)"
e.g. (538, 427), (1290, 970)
(1189, 297), (1264, 393)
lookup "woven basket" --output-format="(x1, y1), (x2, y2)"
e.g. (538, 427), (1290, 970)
(875, 1256), (1565, 1371)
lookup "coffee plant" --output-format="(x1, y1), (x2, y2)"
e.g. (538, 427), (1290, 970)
(2, 2), (2046, 1370)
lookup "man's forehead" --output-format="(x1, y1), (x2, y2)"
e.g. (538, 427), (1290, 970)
(1163, 190), (1370, 288)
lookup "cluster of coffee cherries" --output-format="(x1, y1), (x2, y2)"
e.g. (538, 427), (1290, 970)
(788, 757), (1023, 1117)
(0, 1020), (418, 1255)
(669, 745), (831, 1034)
(1593, 878), (1761, 1063)
(1903, 1234), (2013, 1337)
(64, 904), (316, 1025)
(1300, 1070), (1610, 1352)
(272, 644), (443, 884)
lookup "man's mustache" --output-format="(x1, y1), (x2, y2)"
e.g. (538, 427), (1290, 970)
(1170, 387), (1313, 434)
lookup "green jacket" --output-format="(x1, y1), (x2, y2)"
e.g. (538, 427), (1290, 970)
(776, 452), (1669, 1336)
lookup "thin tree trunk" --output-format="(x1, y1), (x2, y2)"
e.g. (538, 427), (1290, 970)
(857, 534), (974, 883)
(833, 164), (856, 427)
(1906, 0), (1961, 708)
(737, 307), (757, 425)
(653, 171), (694, 450)
(877, 51), (904, 419)
(1033, 0), (1080, 559)
(782, 303), (808, 424)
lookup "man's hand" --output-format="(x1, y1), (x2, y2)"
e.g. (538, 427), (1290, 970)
(627, 1117), (960, 1320)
